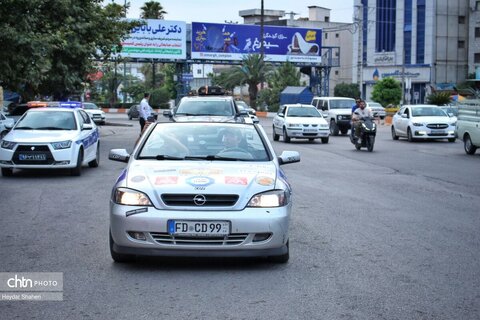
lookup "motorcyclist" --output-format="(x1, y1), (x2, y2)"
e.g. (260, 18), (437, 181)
(352, 100), (373, 139)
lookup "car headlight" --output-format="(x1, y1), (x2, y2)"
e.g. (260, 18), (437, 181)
(287, 123), (301, 128)
(101, 111), (106, 116)
(412, 122), (424, 126)
(320, 124), (329, 128)
(113, 187), (152, 206)
(247, 190), (289, 207)
(1, 140), (17, 150)
(51, 140), (72, 150)
(450, 121), (456, 126)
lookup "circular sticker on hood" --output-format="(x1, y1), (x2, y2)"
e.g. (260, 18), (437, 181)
(255, 176), (274, 186)
(130, 175), (146, 183)
(186, 176), (214, 187)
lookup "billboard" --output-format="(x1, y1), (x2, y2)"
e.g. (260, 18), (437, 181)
(120, 19), (187, 59)
(191, 22), (322, 63)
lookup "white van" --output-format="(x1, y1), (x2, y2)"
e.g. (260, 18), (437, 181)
(311, 97), (355, 135)
(456, 103), (480, 155)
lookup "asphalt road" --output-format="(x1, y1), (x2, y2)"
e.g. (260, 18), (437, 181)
(0, 114), (479, 319)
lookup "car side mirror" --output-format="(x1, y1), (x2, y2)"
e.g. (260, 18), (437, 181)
(277, 151), (300, 165)
(278, 113), (284, 118)
(5, 122), (14, 130)
(109, 149), (130, 163)
(163, 110), (172, 118)
(238, 110), (249, 116)
(82, 123), (93, 130)
(401, 114), (408, 118)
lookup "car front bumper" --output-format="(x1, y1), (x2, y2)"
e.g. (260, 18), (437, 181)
(285, 128), (330, 138)
(412, 126), (456, 139)
(0, 145), (79, 169)
(110, 202), (291, 258)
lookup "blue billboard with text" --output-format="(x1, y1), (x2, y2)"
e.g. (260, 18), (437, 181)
(191, 22), (322, 63)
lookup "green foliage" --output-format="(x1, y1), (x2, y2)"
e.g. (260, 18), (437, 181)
(0, 1), (141, 101)
(334, 83), (360, 99)
(426, 92), (452, 106)
(150, 87), (171, 108)
(210, 68), (239, 92)
(258, 62), (301, 111)
(140, 1), (167, 19)
(227, 54), (273, 109)
(371, 78), (402, 107)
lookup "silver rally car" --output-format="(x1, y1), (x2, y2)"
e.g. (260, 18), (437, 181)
(0, 107), (100, 176)
(108, 122), (300, 263)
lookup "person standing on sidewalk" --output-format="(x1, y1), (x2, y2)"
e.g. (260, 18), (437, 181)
(139, 93), (151, 132)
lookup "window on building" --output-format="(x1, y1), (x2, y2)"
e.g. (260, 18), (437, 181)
(404, 0), (412, 64)
(335, 33), (339, 38)
(458, 16), (466, 24)
(475, 27), (480, 37)
(325, 16), (330, 22)
(196, 69), (202, 75)
(335, 70), (339, 75)
(458, 40), (465, 49)
(375, 0), (396, 52)
(475, 53), (480, 63)
(325, 33), (328, 39)
(416, 0), (426, 63)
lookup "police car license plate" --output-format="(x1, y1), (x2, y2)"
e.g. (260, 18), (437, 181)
(431, 129), (445, 134)
(19, 153), (46, 161)
(303, 129), (317, 133)
(168, 220), (230, 236)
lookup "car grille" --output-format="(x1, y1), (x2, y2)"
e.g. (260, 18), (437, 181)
(150, 232), (248, 246)
(302, 124), (318, 127)
(161, 194), (239, 207)
(427, 123), (448, 129)
(12, 145), (54, 165)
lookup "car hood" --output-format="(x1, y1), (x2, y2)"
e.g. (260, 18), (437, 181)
(328, 109), (351, 115)
(285, 117), (328, 125)
(5, 130), (79, 143)
(173, 115), (236, 122)
(85, 110), (104, 115)
(123, 160), (279, 206)
(410, 116), (453, 123)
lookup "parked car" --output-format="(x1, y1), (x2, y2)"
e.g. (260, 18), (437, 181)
(236, 102), (259, 123)
(83, 102), (106, 125)
(273, 104), (330, 143)
(366, 101), (386, 119)
(0, 112), (15, 140)
(0, 107), (100, 176)
(391, 104), (456, 142)
(108, 121), (300, 263)
(128, 104), (158, 121)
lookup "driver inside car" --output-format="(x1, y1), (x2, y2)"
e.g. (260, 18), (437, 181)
(222, 129), (243, 149)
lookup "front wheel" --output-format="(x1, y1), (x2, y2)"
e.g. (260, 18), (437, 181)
(330, 120), (339, 136)
(1, 168), (13, 177)
(283, 127), (291, 143)
(268, 240), (289, 263)
(272, 126), (279, 141)
(367, 135), (375, 152)
(464, 134), (477, 155)
(321, 137), (329, 144)
(110, 231), (135, 263)
(88, 143), (100, 168)
(71, 149), (83, 176)
(407, 128), (414, 142)
(448, 138), (456, 143)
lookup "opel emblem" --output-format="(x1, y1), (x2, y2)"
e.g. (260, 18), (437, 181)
(31, 146), (35, 151)
(193, 194), (207, 206)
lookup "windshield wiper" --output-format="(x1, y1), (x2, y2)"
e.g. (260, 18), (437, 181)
(184, 155), (246, 161)
(35, 127), (65, 130)
(14, 126), (34, 130)
(138, 155), (185, 160)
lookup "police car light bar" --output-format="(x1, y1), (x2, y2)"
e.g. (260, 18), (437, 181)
(59, 101), (82, 108)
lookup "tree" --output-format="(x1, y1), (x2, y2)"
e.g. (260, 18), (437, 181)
(370, 77), (402, 107)
(140, 1), (167, 19)
(227, 54), (272, 109)
(0, 1), (141, 101)
(258, 62), (301, 111)
(426, 92), (452, 105)
(334, 83), (360, 99)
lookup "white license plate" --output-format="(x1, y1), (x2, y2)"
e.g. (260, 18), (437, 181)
(19, 153), (46, 161)
(303, 129), (317, 133)
(431, 129), (445, 134)
(167, 220), (230, 236)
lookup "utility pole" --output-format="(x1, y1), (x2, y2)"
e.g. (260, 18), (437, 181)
(356, 4), (363, 98)
(401, 47), (405, 105)
(260, 0), (265, 92)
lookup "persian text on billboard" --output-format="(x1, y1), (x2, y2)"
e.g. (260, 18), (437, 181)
(191, 22), (322, 63)
(121, 19), (187, 59)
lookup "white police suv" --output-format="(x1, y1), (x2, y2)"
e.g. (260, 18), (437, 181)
(0, 106), (100, 176)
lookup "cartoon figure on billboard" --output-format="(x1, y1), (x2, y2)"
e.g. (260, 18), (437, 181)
(287, 32), (319, 55)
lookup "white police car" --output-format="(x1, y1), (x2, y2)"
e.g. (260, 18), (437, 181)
(0, 106), (100, 176)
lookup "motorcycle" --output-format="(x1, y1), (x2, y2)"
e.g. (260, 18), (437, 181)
(350, 117), (377, 152)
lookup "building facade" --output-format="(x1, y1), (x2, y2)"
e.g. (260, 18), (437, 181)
(353, 0), (471, 104)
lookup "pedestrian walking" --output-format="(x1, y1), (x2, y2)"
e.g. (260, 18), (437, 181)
(139, 93), (151, 133)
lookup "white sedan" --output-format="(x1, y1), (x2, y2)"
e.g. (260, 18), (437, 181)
(391, 104), (456, 142)
(83, 102), (106, 125)
(108, 122), (300, 263)
(0, 107), (100, 176)
(272, 104), (330, 143)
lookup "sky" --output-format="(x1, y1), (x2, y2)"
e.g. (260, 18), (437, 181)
(109, 0), (354, 24)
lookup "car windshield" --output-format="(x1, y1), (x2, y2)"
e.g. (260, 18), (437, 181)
(83, 103), (99, 110)
(369, 103), (383, 109)
(176, 100), (234, 116)
(15, 111), (77, 130)
(236, 101), (248, 108)
(330, 99), (355, 109)
(411, 107), (447, 117)
(440, 106), (459, 116)
(286, 107), (321, 117)
(138, 123), (270, 161)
